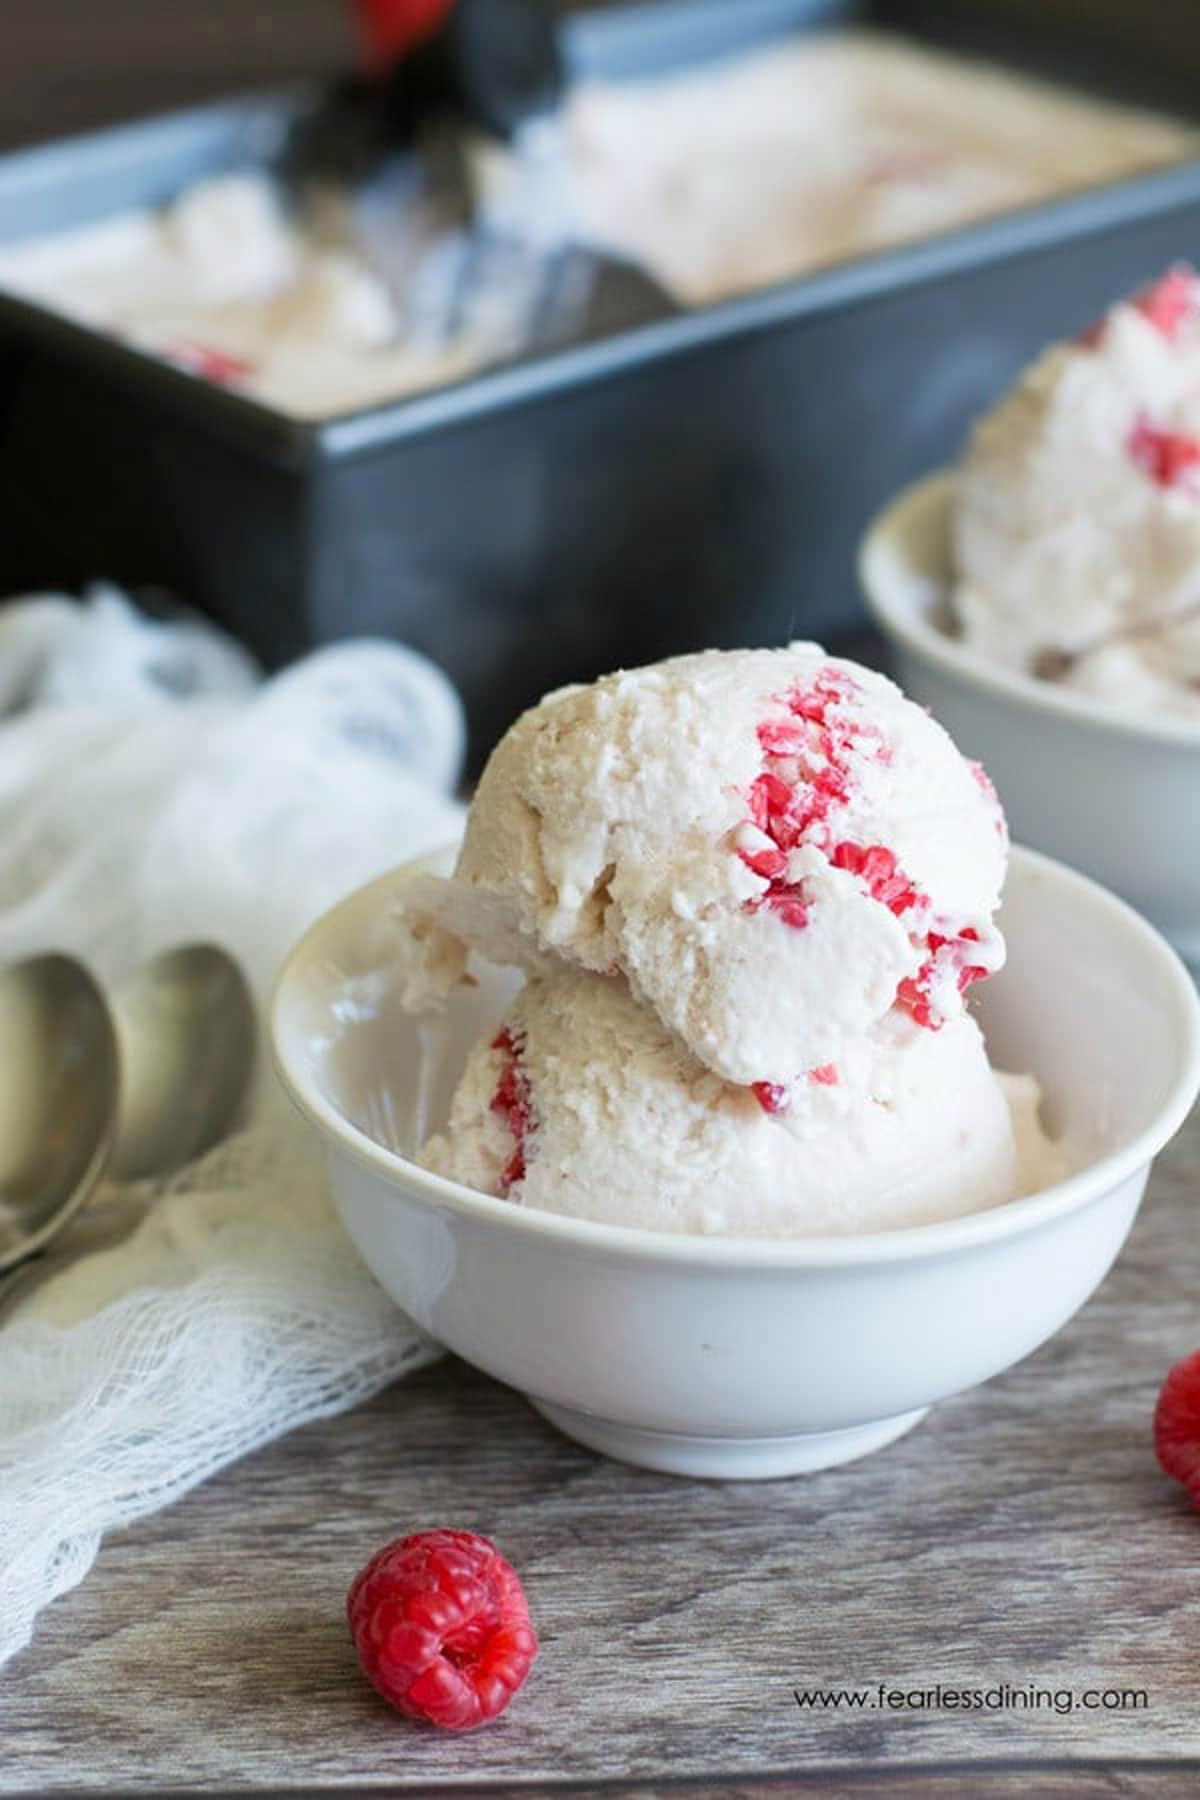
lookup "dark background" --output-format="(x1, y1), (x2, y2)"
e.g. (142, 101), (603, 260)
(0, 0), (599, 150)
(3, 1), (1199, 154)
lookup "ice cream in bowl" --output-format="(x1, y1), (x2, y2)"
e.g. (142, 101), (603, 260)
(861, 267), (1200, 958)
(271, 647), (1200, 1478)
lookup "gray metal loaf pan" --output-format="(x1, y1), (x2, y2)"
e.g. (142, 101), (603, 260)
(2, 0), (1200, 764)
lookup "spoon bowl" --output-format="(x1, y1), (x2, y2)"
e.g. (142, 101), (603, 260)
(0, 954), (118, 1273)
(110, 943), (256, 1183)
(0, 943), (256, 1284)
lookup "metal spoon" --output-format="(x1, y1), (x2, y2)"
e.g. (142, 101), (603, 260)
(108, 945), (256, 1184)
(0, 953), (119, 1274)
(0, 944), (256, 1279)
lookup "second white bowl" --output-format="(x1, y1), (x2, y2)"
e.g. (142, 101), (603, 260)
(860, 472), (1200, 961)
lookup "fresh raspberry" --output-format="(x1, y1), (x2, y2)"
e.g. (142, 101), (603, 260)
(751, 1080), (789, 1115)
(489, 1028), (533, 1195)
(808, 1063), (839, 1086)
(1154, 1352), (1200, 1507)
(347, 1530), (538, 1730)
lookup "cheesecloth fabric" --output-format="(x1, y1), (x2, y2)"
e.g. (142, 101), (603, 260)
(0, 586), (464, 1668)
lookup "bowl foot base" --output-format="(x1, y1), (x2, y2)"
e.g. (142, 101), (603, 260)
(527, 1399), (930, 1479)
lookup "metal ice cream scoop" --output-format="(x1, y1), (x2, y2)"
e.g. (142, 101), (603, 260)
(292, 0), (564, 183)
(286, 0), (675, 353)
(0, 944), (256, 1277)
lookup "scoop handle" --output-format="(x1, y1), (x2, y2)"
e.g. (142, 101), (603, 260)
(348, 0), (457, 70)
(348, 0), (564, 140)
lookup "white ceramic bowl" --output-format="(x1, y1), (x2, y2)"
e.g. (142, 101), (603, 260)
(860, 471), (1200, 961)
(271, 847), (1200, 1481)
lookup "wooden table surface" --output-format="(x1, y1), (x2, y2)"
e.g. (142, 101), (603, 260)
(4, 1096), (1200, 1797)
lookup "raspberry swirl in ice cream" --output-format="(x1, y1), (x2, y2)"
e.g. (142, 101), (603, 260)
(954, 266), (1200, 720)
(488, 1026), (533, 1195)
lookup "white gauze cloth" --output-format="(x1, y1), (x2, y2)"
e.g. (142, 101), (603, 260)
(0, 586), (465, 1669)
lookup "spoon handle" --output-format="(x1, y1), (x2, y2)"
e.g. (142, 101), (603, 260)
(0, 1258), (42, 1318)
(0, 1185), (148, 1320)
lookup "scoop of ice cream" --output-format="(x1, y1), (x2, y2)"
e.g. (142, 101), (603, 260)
(418, 965), (1020, 1235)
(399, 645), (1006, 1101)
(954, 266), (1200, 719)
(269, 250), (398, 350)
(162, 173), (300, 305)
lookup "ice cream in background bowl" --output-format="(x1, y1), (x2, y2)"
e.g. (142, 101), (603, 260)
(862, 267), (1200, 959)
(954, 266), (1200, 720)
(272, 647), (1200, 1478)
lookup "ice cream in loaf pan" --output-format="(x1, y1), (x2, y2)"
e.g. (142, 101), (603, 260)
(0, 31), (1193, 421)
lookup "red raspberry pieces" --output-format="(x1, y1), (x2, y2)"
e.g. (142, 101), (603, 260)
(1128, 415), (1200, 495)
(739, 841), (788, 881)
(763, 891), (809, 928)
(830, 842), (921, 918)
(968, 760), (1007, 838)
(347, 1529), (538, 1730)
(1078, 266), (1199, 349)
(164, 339), (254, 385)
(894, 929), (988, 1030)
(752, 1066), (840, 1112)
(736, 665), (997, 1039)
(738, 668), (881, 933)
(894, 972), (935, 1030)
(489, 1028), (533, 1195)
(1134, 266), (1199, 339)
(1154, 1351), (1200, 1508)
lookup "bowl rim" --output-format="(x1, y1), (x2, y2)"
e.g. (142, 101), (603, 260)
(270, 843), (1200, 1270)
(859, 470), (1200, 752)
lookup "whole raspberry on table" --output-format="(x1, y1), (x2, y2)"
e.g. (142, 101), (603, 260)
(347, 1529), (538, 1729)
(1153, 1351), (1200, 1507)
